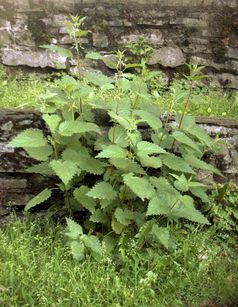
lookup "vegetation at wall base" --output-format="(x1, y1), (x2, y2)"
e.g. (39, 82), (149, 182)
(0, 215), (237, 307)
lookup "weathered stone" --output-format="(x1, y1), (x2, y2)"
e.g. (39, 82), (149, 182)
(120, 29), (164, 48)
(148, 46), (185, 67)
(92, 31), (109, 48)
(2, 47), (67, 69)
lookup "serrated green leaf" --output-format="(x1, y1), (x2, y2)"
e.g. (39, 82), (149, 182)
(59, 121), (100, 136)
(190, 186), (210, 203)
(134, 110), (162, 130)
(180, 117), (212, 148)
(26, 162), (54, 175)
(85, 72), (114, 87)
(62, 148), (105, 175)
(50, 159), (78, 186)
(74, 186), (96, 213)
(151, 225), (170, 249)
(123, 173), (155, 201)
(108, 125), (129, 148)
(161, 153), (195, 174)
(25, 188), (52, 211)
(41, 44), (73, 58)
(102, 235), (117, 253)
(83, 235), (102, 256)
(137, 141), (166, 155)
(8, 129), (48, 148)
(90, 209), (108, 224)
(172, 131), (201, 153)
(150, 177), (181, 197)
(114, 208), (134, 226)
(86, 51), (103, 60)
(42, 114), (61, 134)
(111, 218), (125, 234)
(87, 182), (117, 200)
(96, 145), (128, 159)
(108, 111), (136, 131)
(179, 195), (210, 224)
(110, 158), (146, 175)
(25, 144), (53, 161)
(147, 194), (210, 224)
(65, 218), (83, 240)
(137, 154), (162, 168)
(184, 154), (222, 176)
(70, 241), (85, 261)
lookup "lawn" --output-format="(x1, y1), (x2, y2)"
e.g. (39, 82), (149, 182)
(0, 216), (237, 307)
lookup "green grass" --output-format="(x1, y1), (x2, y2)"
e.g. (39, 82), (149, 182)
(0, 65), (238, 119)
(0, 67), (47, 109)
(0, 216), (237, 307)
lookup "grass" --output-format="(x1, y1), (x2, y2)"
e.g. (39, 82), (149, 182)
(0, 65), (238, 119)
(0, 67), (47, 109)
(0, 216), (237, 307)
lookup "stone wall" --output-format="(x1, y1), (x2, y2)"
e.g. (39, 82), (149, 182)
(0, 109), (238, 216)
(0, 0), (237, 88)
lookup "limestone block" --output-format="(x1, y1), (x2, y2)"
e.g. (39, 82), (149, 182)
(120, 29), (164, 48)
(92, 31), (109, 48)
(148, 46), (185, 67)
(2, 47), (67, 69)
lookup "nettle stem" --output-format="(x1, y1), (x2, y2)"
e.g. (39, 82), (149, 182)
(171, 80), (193, 150)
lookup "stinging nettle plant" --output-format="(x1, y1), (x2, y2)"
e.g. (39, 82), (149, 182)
(8, 20), (223, 261)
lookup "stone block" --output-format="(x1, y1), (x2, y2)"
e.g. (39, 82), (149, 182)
(148, 46), (185, 67)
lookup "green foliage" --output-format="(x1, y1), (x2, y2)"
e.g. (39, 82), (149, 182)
(8, 55), (222, 261)
(204, 184), (238, 234)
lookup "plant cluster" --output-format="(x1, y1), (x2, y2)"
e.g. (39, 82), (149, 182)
(8, 56), (222, 260)
(6, 15), (226, 261)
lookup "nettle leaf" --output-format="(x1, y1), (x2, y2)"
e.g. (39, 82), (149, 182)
(190, 186), (210, 203)
(25, 188), (52, 212)
(8, 129), (48, 148)
(123, 173), (155, 201)
(108, 125), (129, 148)
(25, 144), (53, 162)
(184, 154), (223, 176)
(134, 110), (162, 130)
(41, 44), (73, 58)
(70, 241), (85, 262)
(85, 72), (114, 87)
(137, 154), (162, 169)
(147, 194), (210, 224)
(26, 162), (54, 176)
(111, 218), (125, 234)
(62, 148), (105, 175)
(114, 208), (134, 226)
(87, 182), (117, 200)
(74, 186), (96, 213)
(110, 158), (146, 175)
(42, 114), (61, 134)
(65, 218), (83, 240)
(83, 235), (102, 256)
(59, 121), (100, 136)
(96, 145), (128, 159)
(86, 51), (103, 60)
(108, 111), (136, 131)
(90, 209), (108, 224)
(147, 194), (178, 217)
(137, 141), (166, 155)
(180, 117), (212, 148)
(50, 159), (78, 186)
(150, 177), (181, 196)
(161, 153), (195, 174)
(151, 225), (171, 250)
(172, 131), (201, 153)
(178, 195), (210, 224)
